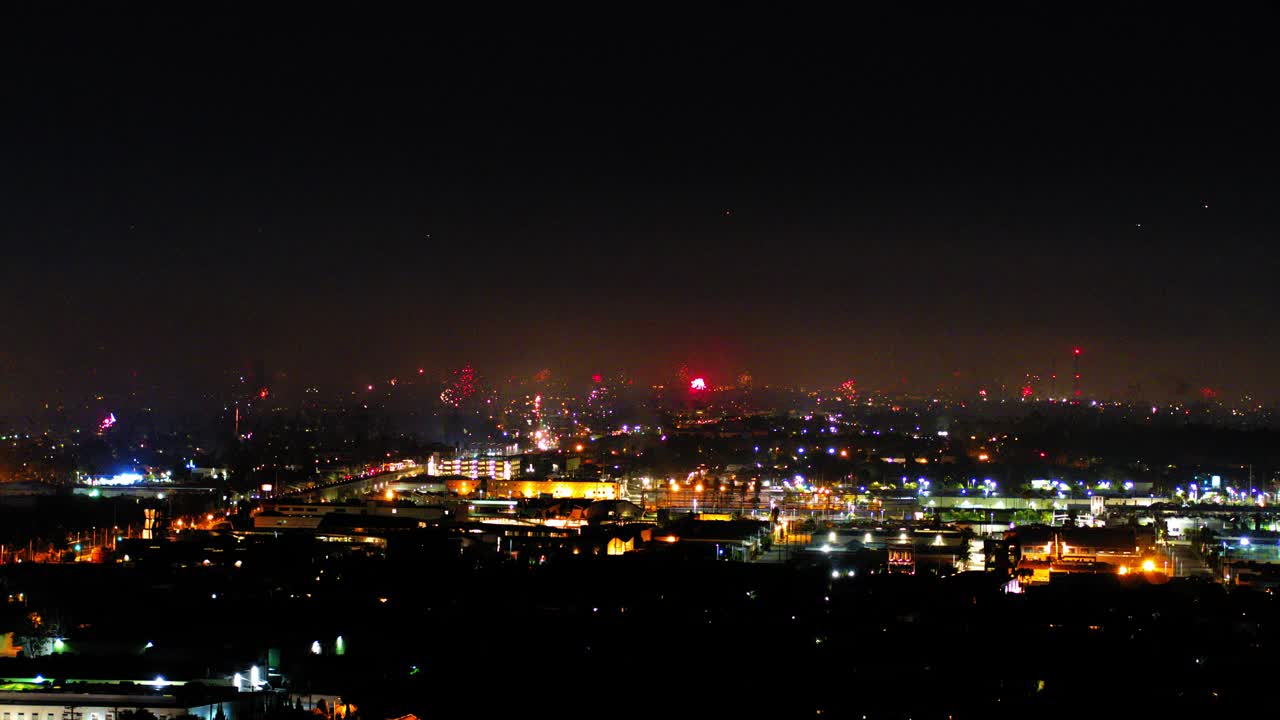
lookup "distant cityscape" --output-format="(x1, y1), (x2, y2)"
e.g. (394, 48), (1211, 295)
(4, 362), (1280, 715)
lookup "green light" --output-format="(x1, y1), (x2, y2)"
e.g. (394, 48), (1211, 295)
(335, 635), (345, 656)
(53, 638), (65, 652)
(73, 544), (82, 552)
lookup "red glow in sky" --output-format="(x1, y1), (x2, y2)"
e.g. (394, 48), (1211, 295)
(591, 373), (602, 384)
(690, 377), (707, 391)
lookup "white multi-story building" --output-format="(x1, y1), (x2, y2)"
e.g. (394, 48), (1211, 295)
(427, 455), (515, 480)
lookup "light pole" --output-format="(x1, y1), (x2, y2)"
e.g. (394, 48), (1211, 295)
(1221, 539), (1231, 587)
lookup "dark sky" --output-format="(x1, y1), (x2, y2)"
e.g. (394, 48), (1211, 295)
(3, 6), (1280, 416)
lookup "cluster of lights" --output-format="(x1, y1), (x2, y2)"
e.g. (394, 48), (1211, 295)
(1176, 482), (1271, 506)
(1117, 559), (1159, 575)
(85, 471), (148, 487)
(232, 665), (265, 692)
(440, 364), (479, 407)
(531, 428), (559, 451)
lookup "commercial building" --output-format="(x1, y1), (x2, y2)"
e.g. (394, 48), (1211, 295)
(487, 478), (618, 500)
(818, 527), (972, 575)
(1010, 525), (1164, 584)
(0, 685), (250, 720)
(442, 477), (618, 500)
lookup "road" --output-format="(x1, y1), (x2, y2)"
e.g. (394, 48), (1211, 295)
(1167, 541), (1215, 579)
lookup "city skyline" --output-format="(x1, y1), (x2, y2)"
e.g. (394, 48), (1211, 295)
(0, 343), (1263, 423)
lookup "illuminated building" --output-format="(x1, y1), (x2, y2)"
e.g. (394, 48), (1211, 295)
(821, 528), (970, 575)
(443, 477), (479, 496)
(1010, 526), (1164, 584)
(455, 478), (619, 500)
(429, 456), (516, 480)
(490, 478), (618, 500)
(887, 545), (916, 574)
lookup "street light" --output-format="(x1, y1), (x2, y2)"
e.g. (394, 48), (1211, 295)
(1222, 539), (1232, 586)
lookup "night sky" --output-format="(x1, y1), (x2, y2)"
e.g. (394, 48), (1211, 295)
(4, 7), (1280, 416)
